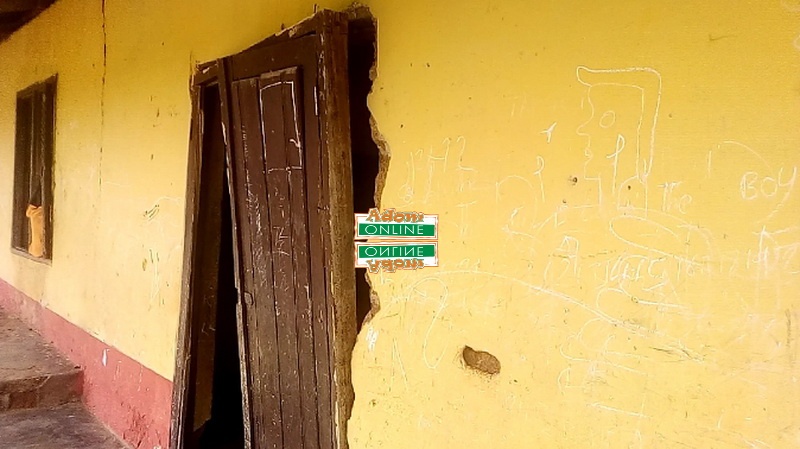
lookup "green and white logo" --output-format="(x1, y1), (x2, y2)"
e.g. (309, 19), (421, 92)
(354, 208), (439, 272)
(354, 216), (438, 239)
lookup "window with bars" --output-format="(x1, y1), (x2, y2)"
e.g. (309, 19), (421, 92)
(12, 76), (56, 261)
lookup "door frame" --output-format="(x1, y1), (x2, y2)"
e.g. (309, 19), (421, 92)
(171, 10), (357, 449)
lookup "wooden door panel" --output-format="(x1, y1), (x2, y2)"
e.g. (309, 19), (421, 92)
(229, 77), (283, 449)
(227, 38), (336, 449)
(259, 68), (307, 449)
(171, 11), (353, 449)
(229, 37), (315, 81)
(259, 68), (325, 449)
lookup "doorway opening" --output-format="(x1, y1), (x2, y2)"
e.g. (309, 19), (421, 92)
(348, 13), (380, 332)
(199, 176), (243, 449)
(172, 10), (381, 449)
(188, 84), (245, 449)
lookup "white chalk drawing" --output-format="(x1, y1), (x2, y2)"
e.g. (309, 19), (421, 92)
(782, 0), (800, 51)
(576, 66), (661, 205)
(358, 63), (798, 448)
(540, 121), (557, 144)
(366, 325), (379, 352)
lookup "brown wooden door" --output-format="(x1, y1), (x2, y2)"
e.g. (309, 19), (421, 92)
(223, 30), (344, 449)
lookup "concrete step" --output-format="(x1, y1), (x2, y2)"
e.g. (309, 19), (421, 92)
(0, 310), (129, 448)
(0, 402), (128, 449)
(0, 311), (82, 411)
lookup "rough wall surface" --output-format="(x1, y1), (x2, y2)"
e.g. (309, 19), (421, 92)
(0, 1), (797, 448)
(351, 1), (800, 448)
(0, 0), (351, 379)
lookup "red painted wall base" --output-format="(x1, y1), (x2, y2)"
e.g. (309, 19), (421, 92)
(0, 278), (172, 449)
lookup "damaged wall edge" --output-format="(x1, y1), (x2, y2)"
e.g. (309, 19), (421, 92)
(340, 5), (389, 449)
(347, 4), (387, 329)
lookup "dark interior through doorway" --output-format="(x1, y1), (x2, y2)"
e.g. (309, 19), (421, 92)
(190, 84), (245, 449)
(349, 15), (379, 332)
(187, 14), (379, 449)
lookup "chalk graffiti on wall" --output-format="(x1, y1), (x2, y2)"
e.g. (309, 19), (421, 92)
(355, 64), (799, 448)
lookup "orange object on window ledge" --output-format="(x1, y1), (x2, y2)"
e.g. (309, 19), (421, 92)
(26, 204), (45, 258)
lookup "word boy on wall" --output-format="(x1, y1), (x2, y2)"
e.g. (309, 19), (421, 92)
(354, 208), (439, 273)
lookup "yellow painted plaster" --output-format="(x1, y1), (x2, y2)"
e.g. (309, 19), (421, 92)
(0, 0), (797, 447)
(0, 0), (105, 350)
(352, 1), (800, 448)
(0, 0), (349, 379)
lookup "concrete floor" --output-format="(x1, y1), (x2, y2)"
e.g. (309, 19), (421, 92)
(0, 403), (128, 449)
(0, 312), (82, 411)
(0, 311), (128, 448)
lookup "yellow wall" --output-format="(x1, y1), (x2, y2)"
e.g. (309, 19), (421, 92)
(353, 1), (800, 447)
(0, 0), (105, 349)
(1, 0), (799, 447)
(0, 0), (350, 379)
